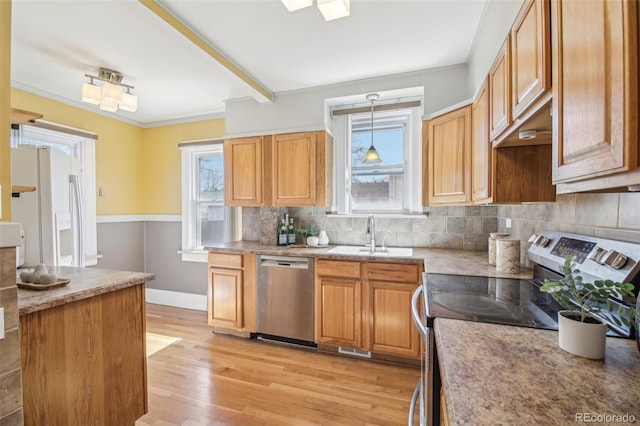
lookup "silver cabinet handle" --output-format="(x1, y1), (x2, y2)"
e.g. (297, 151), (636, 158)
(408, 381), (420, 426)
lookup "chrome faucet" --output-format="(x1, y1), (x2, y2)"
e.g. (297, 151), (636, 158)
(366, 214), (376, 253)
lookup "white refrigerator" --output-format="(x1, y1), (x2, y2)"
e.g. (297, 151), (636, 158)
(11, 145), (85, 267)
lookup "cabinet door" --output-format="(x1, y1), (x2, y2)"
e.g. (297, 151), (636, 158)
(488, 36), (511, 141)
(272, 131), (317, 206)
(552, 0), (638, 183)
(208, 267), (243, 328)
(472, 77), (492, 203)
(315, 276), (362, 348)
(224, 137), (263, 206)
(369, 281), (420, 358)
(511, 0), (550, 120)
(427, 106), (472, 205)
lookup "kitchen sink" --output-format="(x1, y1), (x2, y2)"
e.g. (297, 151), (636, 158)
(326, 245), (414, 257)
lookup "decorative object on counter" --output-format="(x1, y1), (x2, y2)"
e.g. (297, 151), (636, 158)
(288, 218), (296, 245)
(300, 224), (320, 246)
(18, 264), (58, 284)
(495, 238), (520, 273)
(488, 232), (510, 265)
(540, 256), (638, 359)
(278, 218), (288, 246)
(318, 230), (329, 246)
(17, 278), (70, 291)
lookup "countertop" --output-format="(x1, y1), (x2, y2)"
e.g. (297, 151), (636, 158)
(206, 241), (534, 279)
(18, 266), (155, 315)
(434, 318), (640, 425)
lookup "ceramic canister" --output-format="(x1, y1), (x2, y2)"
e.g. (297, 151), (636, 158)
(488, 233), (510, 265)
(496, 238), (521, 273)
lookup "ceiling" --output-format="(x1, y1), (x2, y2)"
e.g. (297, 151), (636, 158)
(11, 0), (488, 127)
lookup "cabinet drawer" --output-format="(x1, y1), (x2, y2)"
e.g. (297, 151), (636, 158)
(366, 262), (420, 283)
(316, 259), (361, 278)
(208, 252), (244, 269)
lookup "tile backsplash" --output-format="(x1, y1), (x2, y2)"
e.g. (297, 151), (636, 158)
(243, 193), (640, 265)
(243, 206), (499, 250)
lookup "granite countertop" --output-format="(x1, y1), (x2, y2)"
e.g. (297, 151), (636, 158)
(206, 241), (533, 279)
(435, 318), (640, 425)
(18, 266), (155, 315)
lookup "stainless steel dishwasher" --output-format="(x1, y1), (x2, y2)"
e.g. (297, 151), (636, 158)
(256, 255), (315, 346)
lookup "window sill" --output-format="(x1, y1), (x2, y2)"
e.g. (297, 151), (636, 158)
(327, 212), (428, 219)
(178, 250), (208, 263)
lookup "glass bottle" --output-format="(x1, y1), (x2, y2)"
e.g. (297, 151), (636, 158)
(278, 218), (287, 246)
(288, 218), (296, 245)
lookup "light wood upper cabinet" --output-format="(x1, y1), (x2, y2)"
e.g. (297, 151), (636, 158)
(272, 131), (317, 206)
(552, 0), (639, 188)
(488, 36), (511, 141)
(207, 252), (256, 336)
(472, 78), (492, 203)
(511, 0), (551, 120)
(225, 130), (331, 207)
(426, 106), (472, 205)
(224, 136), (265, 206)
(272, 131), (332, 206)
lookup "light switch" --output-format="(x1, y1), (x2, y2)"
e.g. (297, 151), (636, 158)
(0, 307), (4, 340)
(505, 218), (512, 228)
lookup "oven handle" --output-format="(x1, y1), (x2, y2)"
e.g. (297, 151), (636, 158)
(408, 380), (421, 426)
(411, 285), (428, 336)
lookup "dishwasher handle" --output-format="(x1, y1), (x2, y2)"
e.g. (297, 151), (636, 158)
(259, 255), (310, 270)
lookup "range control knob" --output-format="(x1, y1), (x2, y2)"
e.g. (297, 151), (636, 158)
(534, 235), (551, 247)
(589, 247), (608, 264)
(603, 250), (628, 269)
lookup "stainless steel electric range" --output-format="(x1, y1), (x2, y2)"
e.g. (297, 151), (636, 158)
(409, 231), (640, 426)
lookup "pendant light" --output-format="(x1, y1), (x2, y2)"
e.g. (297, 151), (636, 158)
(363, 93), (381, 164)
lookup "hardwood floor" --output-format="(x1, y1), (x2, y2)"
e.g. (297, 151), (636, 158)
(137, 303), (420, 426)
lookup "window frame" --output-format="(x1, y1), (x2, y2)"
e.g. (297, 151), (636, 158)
(180, 141), (241, 262)
(333, 105), (423, 215)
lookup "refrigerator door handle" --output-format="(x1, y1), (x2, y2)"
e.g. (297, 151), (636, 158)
(69, 175), (85, 267)
(408, 381), (421, 426)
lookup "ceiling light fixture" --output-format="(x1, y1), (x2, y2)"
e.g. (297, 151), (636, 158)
(81, 68), (137, 113)
(363, 93), (381, 164)
(281, 0), (350, 21)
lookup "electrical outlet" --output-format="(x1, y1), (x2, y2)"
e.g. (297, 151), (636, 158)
(0, 307), (4, 340)
(505, 218), (512, 228)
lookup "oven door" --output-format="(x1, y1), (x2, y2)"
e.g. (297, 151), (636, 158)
(409, 282), (433, 426)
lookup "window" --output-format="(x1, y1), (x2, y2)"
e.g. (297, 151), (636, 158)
(180, 141), (240, 261)
(333, 105), (422, 214)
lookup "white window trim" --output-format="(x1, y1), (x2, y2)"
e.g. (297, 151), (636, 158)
(180, 142), (241, 262)
(333, 105), (422, 215)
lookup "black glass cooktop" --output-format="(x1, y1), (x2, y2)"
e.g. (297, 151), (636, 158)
(424, 273), (632, 337)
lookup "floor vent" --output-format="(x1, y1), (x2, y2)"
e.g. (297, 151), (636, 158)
(338, 347), (372, 358)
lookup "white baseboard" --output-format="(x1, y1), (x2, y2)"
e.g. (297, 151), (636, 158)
(145, 288), (207, 311)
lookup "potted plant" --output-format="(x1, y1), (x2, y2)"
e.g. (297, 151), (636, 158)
(299, 224), (320, 246)
(540, 255), (638, 359)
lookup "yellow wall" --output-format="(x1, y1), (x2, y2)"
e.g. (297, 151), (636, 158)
(11, 89), (145, 215)
(1, 1), (11, 220)
(10, 89), (225, 216)
(142, 120), (225, 214)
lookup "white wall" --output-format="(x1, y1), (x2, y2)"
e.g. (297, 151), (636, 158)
(224, 65), (469, 138)
(467, 0), (524, 97)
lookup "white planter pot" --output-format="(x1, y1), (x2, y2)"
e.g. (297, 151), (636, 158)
(307, 236), (319, 246)
(558, 310), (607, 359)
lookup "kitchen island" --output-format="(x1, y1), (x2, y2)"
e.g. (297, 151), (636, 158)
(435, 318), (640, 425)
(18, 266), (155, 426)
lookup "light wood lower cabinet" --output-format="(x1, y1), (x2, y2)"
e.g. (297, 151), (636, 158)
(207, 251), (256, 336)
(315, 259), (422, 360)
(20, 284), (147, 426)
